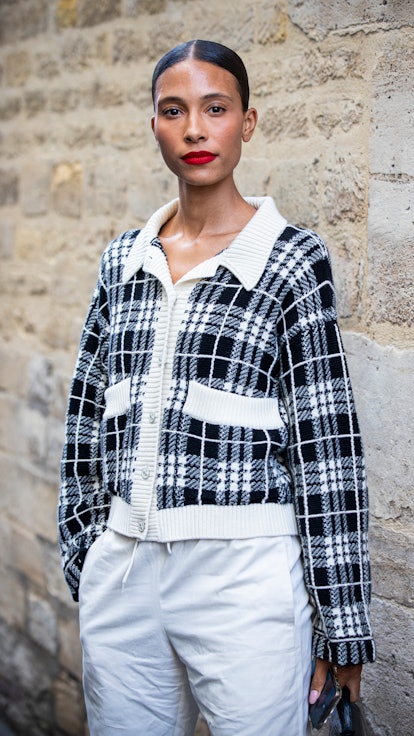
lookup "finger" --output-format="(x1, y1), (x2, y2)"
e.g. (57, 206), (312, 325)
(336, 664), (362, 702)
(309, 658), (330, 704)
(346, 677), (361, 703)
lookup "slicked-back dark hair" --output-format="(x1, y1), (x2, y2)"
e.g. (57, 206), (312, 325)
(152, 40), (250, 111)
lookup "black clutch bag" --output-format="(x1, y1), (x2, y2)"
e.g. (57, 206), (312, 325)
(329, 686), (369, 736)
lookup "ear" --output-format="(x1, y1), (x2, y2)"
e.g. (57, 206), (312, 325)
(151, 116), (156, 136)
(242, 107), (258, 143)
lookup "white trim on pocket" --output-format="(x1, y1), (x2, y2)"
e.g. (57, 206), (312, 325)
(103, 377), (131, 419)
(183, 380), (284, 430)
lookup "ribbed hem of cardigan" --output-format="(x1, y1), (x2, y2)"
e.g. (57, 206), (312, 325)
(107, 494), (298, 541)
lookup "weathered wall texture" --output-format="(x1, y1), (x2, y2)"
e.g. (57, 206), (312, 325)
(0, 1), (413, 734)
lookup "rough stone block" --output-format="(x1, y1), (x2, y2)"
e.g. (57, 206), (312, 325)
(110, 121), (146, 150)
(287, 0), (413, 41)
(255, 2), (287, 44)
(329, 233), (363, 318)
(56, 0), (77, 29)
(58, 615), (83, 679)
(370, 36), (414, 177)
(267, 158), (319, 229)
(366, 178), (414, 325)
(85, 159), (127, 217)
(9, 522), (46, 589)
(0, 168), (19, 206)
(0, 0), (49, 44)
(14, 226), (44, 262)
(62, 34), (93, 71)
(49, 87), (81, 112)
(1, 627), (55, 734)
(34, 52), (60, 79)
(183, 3), (255, 53)
(24, 89), (47, 116)
(27, 593), (58, 656)
(323, 151), (366, 224)
(124, 0), (166, 15)
(128, 161), (176, 222)
(0, 218), (14, 259)
(0, 94), (21, 121)
(64, 123), (104, 148)
(370, 523), (414, 607)
(312, 98), (363, 138)
(21, 161), (51, 216)
(27, 354), (54, 414)
(286, 46), (362, 92)
(42, 539), (73, 602)
(83, 80), (125, 108)
(249, 58), (283, 99)
(342, 333), (414, 521)
(54, 673), (87, 736)
(52, 162), (83, 219)
(1, 459), (58, 542)
(46, 416), (65, 475)
(362, 598), (414, 734)
(3, 50), (31, 87)
(20, 404), (49, 466)
(113, 29), (145, 64)
(0, 395), (20, 455)
(0, 568), (26, 628)
(0, 344), (29, 396)
(77, 0), (121, 27)
(260, 103), (308, 142)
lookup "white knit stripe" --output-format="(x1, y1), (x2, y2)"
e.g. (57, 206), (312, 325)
(103, 378), (131, 418)
(107, 494), (298, 540)
(184, 381), (284, 430)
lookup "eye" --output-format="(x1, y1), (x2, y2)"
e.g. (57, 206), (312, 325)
(163, 107), (181, 117)
(209, 105), (225, 114)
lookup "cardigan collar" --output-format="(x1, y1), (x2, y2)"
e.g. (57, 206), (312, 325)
(122, 196), (287, 291)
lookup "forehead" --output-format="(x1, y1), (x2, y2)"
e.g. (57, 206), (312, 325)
(154, 59), (240, 101)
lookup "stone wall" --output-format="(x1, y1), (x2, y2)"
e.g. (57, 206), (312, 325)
(0, 1), (413, 734)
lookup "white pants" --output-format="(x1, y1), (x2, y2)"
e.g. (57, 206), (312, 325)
(79, 532), (313, 736)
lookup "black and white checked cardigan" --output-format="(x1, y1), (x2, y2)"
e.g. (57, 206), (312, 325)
(59, 197), (375, 665)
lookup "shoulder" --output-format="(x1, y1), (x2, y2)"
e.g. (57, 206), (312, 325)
(272, 224), (334, 285)
(100, 228), (141, 281)
(277, 224), (330, 263)
(103, 228), (141, 262)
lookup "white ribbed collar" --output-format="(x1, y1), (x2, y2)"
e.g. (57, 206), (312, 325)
(122, 196), (287, 291)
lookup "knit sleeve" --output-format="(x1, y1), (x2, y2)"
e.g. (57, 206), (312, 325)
(58, 257), (110, 602)
(277, 230), (375, 666)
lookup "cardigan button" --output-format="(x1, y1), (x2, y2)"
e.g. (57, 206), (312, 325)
(141, 467), (150, 480)
(137, 519), (145, 533)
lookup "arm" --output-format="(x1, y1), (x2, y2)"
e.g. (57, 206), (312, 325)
(58, 260), (110, 601)
(277, 230), (375, 666)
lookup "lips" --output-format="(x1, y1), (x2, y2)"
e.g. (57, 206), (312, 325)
(181, 151), (217, 165)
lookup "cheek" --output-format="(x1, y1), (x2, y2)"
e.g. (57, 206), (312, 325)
(221, 126), (243, 158)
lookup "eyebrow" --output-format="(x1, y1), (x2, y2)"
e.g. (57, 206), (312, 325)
(156, 93), (235, 107)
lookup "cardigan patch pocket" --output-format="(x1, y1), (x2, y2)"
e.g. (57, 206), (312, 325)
(101, 378), (131, 495)
(183, 380), (284, 430)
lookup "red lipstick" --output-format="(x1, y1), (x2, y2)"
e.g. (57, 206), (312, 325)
(181, 151), (217, 165)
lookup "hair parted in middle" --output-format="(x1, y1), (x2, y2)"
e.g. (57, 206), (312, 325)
(151, 40), (250, 111)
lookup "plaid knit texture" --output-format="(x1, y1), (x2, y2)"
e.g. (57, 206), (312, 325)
(59, 223), (375, 665)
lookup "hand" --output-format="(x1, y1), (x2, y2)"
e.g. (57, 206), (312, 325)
(309, 658), (363, 705)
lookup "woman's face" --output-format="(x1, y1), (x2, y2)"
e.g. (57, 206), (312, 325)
(151, 59), (257, 189)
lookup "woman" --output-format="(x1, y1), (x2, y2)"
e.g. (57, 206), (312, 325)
(58, 40), (375, 736)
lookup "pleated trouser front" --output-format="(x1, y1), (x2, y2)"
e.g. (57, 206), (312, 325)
(79, 531), (313, 736)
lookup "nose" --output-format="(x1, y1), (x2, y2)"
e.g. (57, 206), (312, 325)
(184, 111), (207, 143)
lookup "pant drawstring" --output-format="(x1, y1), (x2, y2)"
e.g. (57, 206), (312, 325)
(167, 541), (172, 555)
(122, 539), (139, 589)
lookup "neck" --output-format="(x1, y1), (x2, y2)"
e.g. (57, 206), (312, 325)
(173, 177), (254, 239)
